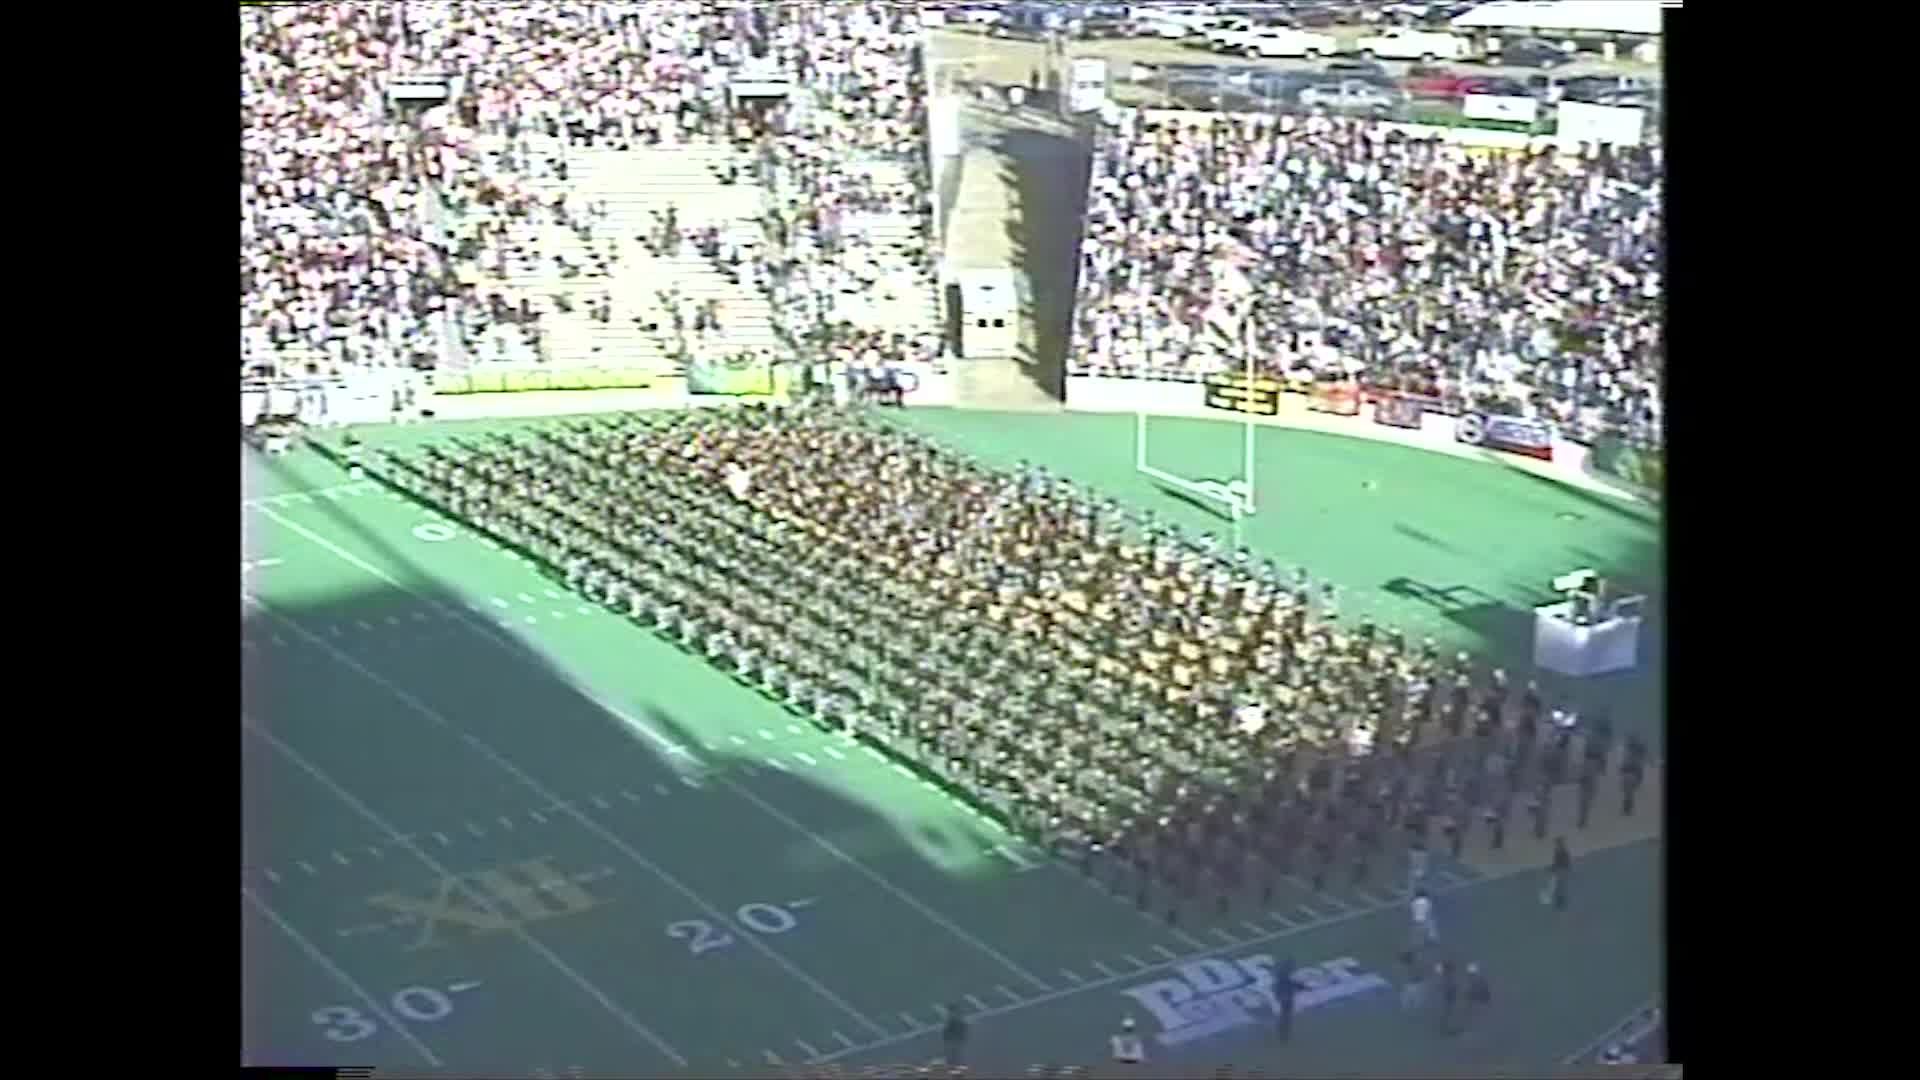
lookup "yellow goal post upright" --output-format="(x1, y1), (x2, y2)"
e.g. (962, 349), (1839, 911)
(1133, 350), (1258, 549)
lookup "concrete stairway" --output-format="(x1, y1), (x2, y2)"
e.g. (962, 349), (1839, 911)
(443, 134), (782, 374)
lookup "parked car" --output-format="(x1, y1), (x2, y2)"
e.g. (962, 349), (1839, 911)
(1356, 28), (1470, 61)
(1244, 26), (1338, 59)
(1594, 88), (1657, 109)
(1299, 79), (1403, 113)
(1497, 37), (1573, 68)
(1290, 4), (1340, 28)
(1559, 75), (1654, 104)
(1324, 57), (1391, 83)
(1403, 64), (1471, 99)
(1459, 75), (1531, 98)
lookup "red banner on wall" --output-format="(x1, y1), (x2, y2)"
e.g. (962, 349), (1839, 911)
(1308, 381), (1361, 416)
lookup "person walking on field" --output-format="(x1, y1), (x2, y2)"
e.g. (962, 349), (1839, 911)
(941, 1002), (968, 1065)
(1543, 837), (1572, 911)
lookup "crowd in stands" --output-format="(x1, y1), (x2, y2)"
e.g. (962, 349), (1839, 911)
(1072, 114), (1663, 445)
(241, 2), (937, 383)
(741, 6), (945, 369)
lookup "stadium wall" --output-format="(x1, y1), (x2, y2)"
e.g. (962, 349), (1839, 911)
(1064, 375), (1651, 505)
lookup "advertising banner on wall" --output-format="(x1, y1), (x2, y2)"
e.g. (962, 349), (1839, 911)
(1373, 394), (1425, 429)
(1308, 381), (1361, 416)
(1463, 94), (1539, 124)
(1455, 412), (1554, 461)
(1204, 373), (1282, 416)
(688, 353), (775, 396)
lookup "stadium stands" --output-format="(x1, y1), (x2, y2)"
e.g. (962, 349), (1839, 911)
(241, 1), (937, 383)
(1071, 112), (1663, 446)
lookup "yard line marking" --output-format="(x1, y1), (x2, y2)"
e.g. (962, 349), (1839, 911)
(1151, 945), (1179, 960)
(997, 985), (1024, 1004)
(1091, 959), (1118, 977)
(355, 620), (374, 631)
(544, 589), (564, 600)
(497, 815), (516, 831)
(433, 832), (451, 846)
(729, 735), (748, 745)
(385, 616), (402, 626)
(1296, 901), (1327, 919)
(491, 598), (510, 608)
(763, 1050), (783, 1066)
(243, 887), (443, 1067)
(897, 1012), (920, 1029)
(757, 729), (777, 740)
(715, 775), (1051, 990)
(524, 616), (538, 625)
(466, 822), (486, 838)
(765, 758), (791, 771)
(516, 593), (537, 604)
(1059, 968), (1084, 983)
(863, 747), (888, 762)
(794, 753), (817, 766)
(332, 851), (351, 866)
(244, 589), (874, 1038)
(965, 993), (989, 1012)
(1354, 887), (1394, 907)
(263, 868), (280, 883)
(364, 846), (384, 858)
(298, 861), (317, 875)
(786, 724), (804, 735)
(1242, 920), (1269, 936)
(1319, 895), (1353, 912)
(824, 746), (847, 760)
(680, 775), (703, 788)
(448, 981), (482, 993)
(807, 838), (1621, 1068)
(654, 783), (671, 796)
(622, 789), (641, 801)
(1562, 996), (1661, 1065)
(1268, 913), (1295, 929)
(795, 1040), (820, 1061)
(890, 764), (915, 779)
(1210, 927), (1240, 945)
(528, 812), (547, 825)
(591, 795), (611, 809)
(1122, 954), (1148, 969)
(833, 1032), (855, 1049)
(239, 716), (686, 1065)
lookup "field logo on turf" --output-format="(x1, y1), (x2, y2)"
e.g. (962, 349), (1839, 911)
(1119, 953), (1389, 1047)
(365, 857), (611, 951)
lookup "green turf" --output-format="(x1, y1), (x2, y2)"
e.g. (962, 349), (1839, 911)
(241, 408), (1662, 1072)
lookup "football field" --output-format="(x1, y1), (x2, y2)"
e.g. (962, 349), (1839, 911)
(240, 408), (1663, 1075)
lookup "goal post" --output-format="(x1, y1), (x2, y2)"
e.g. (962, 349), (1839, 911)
(1134, 406), (1257, 546)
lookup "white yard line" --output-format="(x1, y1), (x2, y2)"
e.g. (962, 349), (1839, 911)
(807, 843), (1654, 1066)
(244, 594), (879, 1040)
(717, 775), (1050, 991)
(242, 885), (443, 1067)
(249, 504), (691, 760)
(1562, 997), (1661, 1065)
(240, 713), (684, 1066)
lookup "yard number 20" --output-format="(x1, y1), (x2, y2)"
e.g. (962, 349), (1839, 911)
(666, 902), (802, 956)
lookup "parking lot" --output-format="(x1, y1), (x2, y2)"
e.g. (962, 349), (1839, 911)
(930, 23), (1658, 121)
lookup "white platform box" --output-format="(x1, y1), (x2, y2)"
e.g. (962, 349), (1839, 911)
(1533, 600), (1642, 677)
